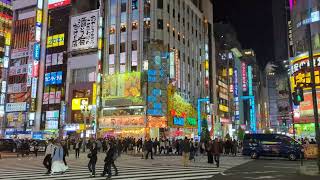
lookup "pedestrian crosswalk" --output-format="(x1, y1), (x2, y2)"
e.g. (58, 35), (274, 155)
(0, 154), (251, 180)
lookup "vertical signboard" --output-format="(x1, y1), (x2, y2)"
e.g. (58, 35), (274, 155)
(242, 62), (247, 91)
(233, 69), (239, 122)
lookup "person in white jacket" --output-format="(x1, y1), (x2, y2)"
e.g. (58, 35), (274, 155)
(43, 139), (54, 174)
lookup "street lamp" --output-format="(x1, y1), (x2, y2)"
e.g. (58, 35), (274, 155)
(80, 100), (92, 152)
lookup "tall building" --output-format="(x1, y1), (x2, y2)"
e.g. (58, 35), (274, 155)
(1, 0), (216, 139)
(0, 0), (13, 136)
(289, 0), (320, 138)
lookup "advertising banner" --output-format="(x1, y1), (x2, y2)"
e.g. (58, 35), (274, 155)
(6, 102), (27, 112)
(70, 10), (99, 51)
(99, 115), (145, 128)
(10, 48), (28, 59)
(102, 72), (141, 99)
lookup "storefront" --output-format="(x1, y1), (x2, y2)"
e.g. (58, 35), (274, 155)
(98, 115), (145, 138)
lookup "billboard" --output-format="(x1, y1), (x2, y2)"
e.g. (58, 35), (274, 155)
(69, 10), (99, 51)
(102, 72), (141, 99)
(48, 0), (71, 9)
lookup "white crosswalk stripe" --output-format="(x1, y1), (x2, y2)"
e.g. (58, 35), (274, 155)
(0, 154), (250, 180)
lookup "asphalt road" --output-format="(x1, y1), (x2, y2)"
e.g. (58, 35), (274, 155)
(211, 158), (320, 180)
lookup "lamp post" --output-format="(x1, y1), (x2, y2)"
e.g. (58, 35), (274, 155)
(80, 100), (92, 153)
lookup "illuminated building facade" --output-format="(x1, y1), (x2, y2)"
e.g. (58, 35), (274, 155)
(0, 0), (12, 136)
(289, 0), (320, 138)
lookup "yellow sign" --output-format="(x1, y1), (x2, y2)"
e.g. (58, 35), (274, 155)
(204, 60), (209, 70)
(72, 98), (88, 110)
(290, 71), (320, 91)
(219, 104), (229, 112)
(304, 144), (319, 159)
(47, 33), (65, 48)
(92, 83), (97, 105)
(5, 33), (11, 46)
(36, 10), (42, 24)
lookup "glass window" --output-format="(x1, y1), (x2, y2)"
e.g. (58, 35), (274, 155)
(132, 0), (138, 10)
(132, 21), (138, 31)
(72, 67), (96, 83)
(132, 40), (138, 51)
(109, 44), (115, 54)
(157, 0), (163, 9)
(173, 9), (175, 18)
(121, 24), (127, 32)
(121, 2), (126, 12)
(120, 42), (126, 53)
(167, 4), (170, 13)
(157, 19), (163, 29)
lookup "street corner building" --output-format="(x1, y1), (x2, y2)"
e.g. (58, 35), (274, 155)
(0, 0), (217, 140)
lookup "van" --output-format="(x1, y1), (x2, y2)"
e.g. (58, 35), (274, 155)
(242, 134), (303, 160)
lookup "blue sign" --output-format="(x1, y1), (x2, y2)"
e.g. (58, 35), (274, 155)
(147, 96), (156, 102)
(154, 103), (162, 109)
(56, 71), (63, 85)
(174, 117), (184, 126)
(45, 73), (51, 86)
(147, 109), (162, 116)
(33, 43), (40, 60)
(148, 70), (157, 76)
(148, 76), (157, 82)
(152, 89), (161, 96)
(50, 72), (57, 85)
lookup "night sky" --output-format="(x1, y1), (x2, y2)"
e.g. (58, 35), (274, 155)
(213, 0), (275, 68)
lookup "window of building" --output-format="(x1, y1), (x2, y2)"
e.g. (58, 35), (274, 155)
(178, 33), (180, 41)
(183, 18), (185, 26)
(121, 24), (127, 32)
(132, 21), (138, 31)
(72, 67), (96, 83)
(131, 66), (137, 72)
(178, 13), (180, 22)
(109, 44), (115, 54)
(120, 64), (126, 73)
(132, 40), (138, 51)
(196, 30), (197, 37)
(173, 9), (175, 18)
(121, 2), (126, 12)
(157, 0), (163, 9)
(173, 29), (175, 37)
(120, 42), (126, 53)
(167, 4), (170, 13)
(157, 19), (163, 29)
(167, 24), (170, 32)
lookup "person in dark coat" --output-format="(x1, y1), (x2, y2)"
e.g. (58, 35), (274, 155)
(212, 138), (221, 168)
(145, 139), (154, 159)
(88, 142), (98, 177)
(207, 140), (213, 164)
(101, 141), (118, 179)
(62, 141), (69, 166)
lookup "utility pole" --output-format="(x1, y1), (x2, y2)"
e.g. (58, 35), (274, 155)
(306, 23), (320, 173)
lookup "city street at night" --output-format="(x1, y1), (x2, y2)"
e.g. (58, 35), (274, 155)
(0, 0), (320, 179)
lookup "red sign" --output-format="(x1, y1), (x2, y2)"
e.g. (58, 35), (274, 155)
(294, 92), (320, 123)
(48, 0), (71, 9)
(32, 61), (39, 77)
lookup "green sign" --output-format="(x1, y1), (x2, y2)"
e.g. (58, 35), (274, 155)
(187, 117), (197, 126)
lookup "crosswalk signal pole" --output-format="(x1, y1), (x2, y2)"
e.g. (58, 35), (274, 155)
(306, 23), (320, 174)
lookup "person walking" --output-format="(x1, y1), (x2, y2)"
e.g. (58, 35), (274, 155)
(145, 138), (154, 159)
(62, 141), (69, 166)
(43, 139), (54, 174)
(88, 142), (98, 177)
(75, 140), (81, 158)
(207, 140), (214, 164)
(182, 137), (190, 167)
(153, 138), (159, 155)
(212, 138), (221, 168)
(101, 141), (118, 179)
(34, 140), (39, 157)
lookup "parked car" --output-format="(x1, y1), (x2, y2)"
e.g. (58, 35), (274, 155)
(0, 139), (17, 152)
(29, 140), (47, 153)
(242, 133), (303, 160)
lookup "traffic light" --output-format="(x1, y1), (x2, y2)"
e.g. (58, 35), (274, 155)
(293, 87), (304, 105)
